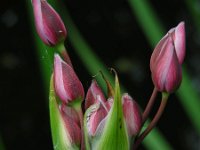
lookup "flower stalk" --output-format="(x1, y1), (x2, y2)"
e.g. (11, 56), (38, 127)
(142, 87), (158, 123)
(54, 43), (73, 67)
(134, 93), (169, 149)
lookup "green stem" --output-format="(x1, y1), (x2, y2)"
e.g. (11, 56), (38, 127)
(55, 43), (73, 67)
(134, 93), (169, 149)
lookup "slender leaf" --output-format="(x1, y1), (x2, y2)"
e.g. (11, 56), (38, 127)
(97, 75), (129, 150)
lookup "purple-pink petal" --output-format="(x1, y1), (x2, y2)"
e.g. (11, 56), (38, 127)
(152, 37), (182, 92)
(173, 22), (185, 64)
(87, 102), (108, 137)
(32, 0), (66, 46)
(122, 94), (142, 137)
(150, 22), (185, 93)
(60, 104), (81, 145)
(150, 35), (168, 71)
(54, 54), (84, 104)
(85, 80), (106, 110)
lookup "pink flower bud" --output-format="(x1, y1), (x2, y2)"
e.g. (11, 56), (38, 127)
(86, 100), (113, 138)
(150, 22), (185, 93)
(86, 93), (142, 139)
(122, 93), (142, 137)
(60, 104), (81, 146)
(85, 80), (106, 110)
(86, 100), (110, 137)
(32, 0), (67, 46)
(54, 54), (84, 104)
(150, 36), (182, 92)
(85, 81), (142, 143)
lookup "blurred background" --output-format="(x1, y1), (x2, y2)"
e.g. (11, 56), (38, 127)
(1, 0), (200, 149)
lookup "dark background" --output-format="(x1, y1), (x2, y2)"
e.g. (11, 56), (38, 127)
(1, 0), (200, 149)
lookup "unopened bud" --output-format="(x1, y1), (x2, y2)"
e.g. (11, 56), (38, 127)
(53, 54), (84, 104)
(32, 0), (67, 46)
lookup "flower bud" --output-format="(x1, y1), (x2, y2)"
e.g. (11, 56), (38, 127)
(86, 97), (111, 137)
(150, 22), (185, 93)
(122, 93), (142, 137)
(32, 0), (67, 46)
(53, 54), (84, 104)
(85, 81), (112, 137)
(85, 76), (143, 149)
(85, 80), (106, 110)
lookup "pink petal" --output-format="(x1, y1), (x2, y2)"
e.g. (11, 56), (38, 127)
(85, 80), (106, 110)
(86, 102), (107, 137)
(54, 54), (84, 104)
(32, 0), (47, 44)
(150, 34), (168, 71)
(60, 104), (81, 145)
(152, 37), (182, 92)
(166, 22), (185, 64)
(32, 0), (66, 46)
(122, 94), (142, 137)
(86, 98), (112, 137)
(61, 103), (80, 126)
(174, 22), (185, 64)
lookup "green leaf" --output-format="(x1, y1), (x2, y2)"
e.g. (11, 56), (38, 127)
(97, 75), (129, 150)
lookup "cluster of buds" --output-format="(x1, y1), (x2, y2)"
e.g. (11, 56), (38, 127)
(32, 0), (186, 149)
(52, 53), (142, 149)
(84, 80), (142, 149)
